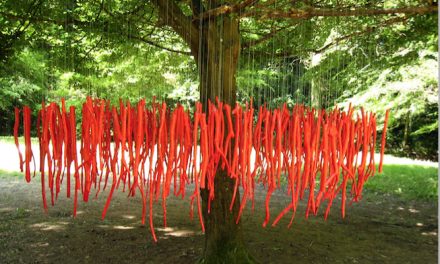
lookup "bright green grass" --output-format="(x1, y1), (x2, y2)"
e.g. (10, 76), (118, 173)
(0, 136), (38, 144)
(365, 164), (438, 201)
(0, 136), (36, 143)
(0, 136), (18, 143)
(0, 169), (23, 178)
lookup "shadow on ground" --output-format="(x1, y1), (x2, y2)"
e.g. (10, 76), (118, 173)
(0, 177), (437, 264)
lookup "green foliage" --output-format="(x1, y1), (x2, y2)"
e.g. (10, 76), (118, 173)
(337, 39), (438, 160)
(238, 10), (437, 160)
(0, 48), (45, 110)
(0, 0), (200, 135)
(365, 165), (438, 201)
(412, 120), (438, 136)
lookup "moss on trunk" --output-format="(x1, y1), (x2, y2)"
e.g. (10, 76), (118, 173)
(199, 170), (258, 264)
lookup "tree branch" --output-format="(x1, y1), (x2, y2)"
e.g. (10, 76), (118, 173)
(252, 15), (414, 58)
(12, 0), (43, 37)
(242, 24), (292, 49)
(151, 0), (199, 54)
(195, 0), (259, 20)
(242, 5), (438, 19)
(130, 35), (191, 54)
(313, 16), (409, 54)
(191, 0), (205, 16)
(0, 11), (190, 55)
(253, 0), (279, 9)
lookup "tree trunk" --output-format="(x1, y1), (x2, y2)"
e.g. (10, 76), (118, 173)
(310, 79), (321, 109)
(195, 14), (256, 264)
(152, 0), (256, 261)
(403, 111), (410, 148)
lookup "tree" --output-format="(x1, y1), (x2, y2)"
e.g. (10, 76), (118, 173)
(0, 0), (437, 262)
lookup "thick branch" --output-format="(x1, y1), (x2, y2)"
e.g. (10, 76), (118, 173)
(253, 0), (279, 9)
(151, 0), (199, 54)
(242, 5), (438, 19)
(195, 0), (259, 20)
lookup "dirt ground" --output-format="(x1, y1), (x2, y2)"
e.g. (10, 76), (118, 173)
(0, 174), (437, 264)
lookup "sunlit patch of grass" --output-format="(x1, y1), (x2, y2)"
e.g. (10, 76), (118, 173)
(0, 136), (38, 143)
(365, 164), (438, 201)
(0, 136), (25, 143)
(280, 164), (437, 202)
(0, 136), (20, 143)
(0, 169), (23, 178)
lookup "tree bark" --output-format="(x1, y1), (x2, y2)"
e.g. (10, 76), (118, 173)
(152, 1), (255, 262)
(197, 13), (256, 264)
(197, 13), (239, 105)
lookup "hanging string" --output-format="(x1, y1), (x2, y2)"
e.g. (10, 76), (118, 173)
(282, 21), (287, 106)
(187, 3), (192, 105)
(136, 17), (141, 101)
(270, 0), (277, 109)
(197, 0), (203, 104)
(333, 10), (339, 109)
(276, 22), (281, 106)
(108, 2), (112, 102)
(300, 20), (305, 105)
(208, 0), (213, 104)
(91, 7), (95, 98)
(251, 24), (256, 106)
(263, 20), (268, 109)
(336, 15), (342, 107)
(246, 16), (251, 102)
(231, 3), (235, 104)
(218, 4), (224, 101)
(64, 0), (67, 99)
(294, 24), (299, 105)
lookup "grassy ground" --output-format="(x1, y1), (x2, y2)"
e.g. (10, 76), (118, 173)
(0, 169), (22, 178)
(0, 136), (20, 143)
(365, 165), (438, 201)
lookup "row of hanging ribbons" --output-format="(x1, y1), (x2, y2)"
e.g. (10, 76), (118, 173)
(14, 97), (390, 241)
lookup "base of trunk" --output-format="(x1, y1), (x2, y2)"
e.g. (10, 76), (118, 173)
(199, 170), (259, 264)
(199, 243), (258, 264)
